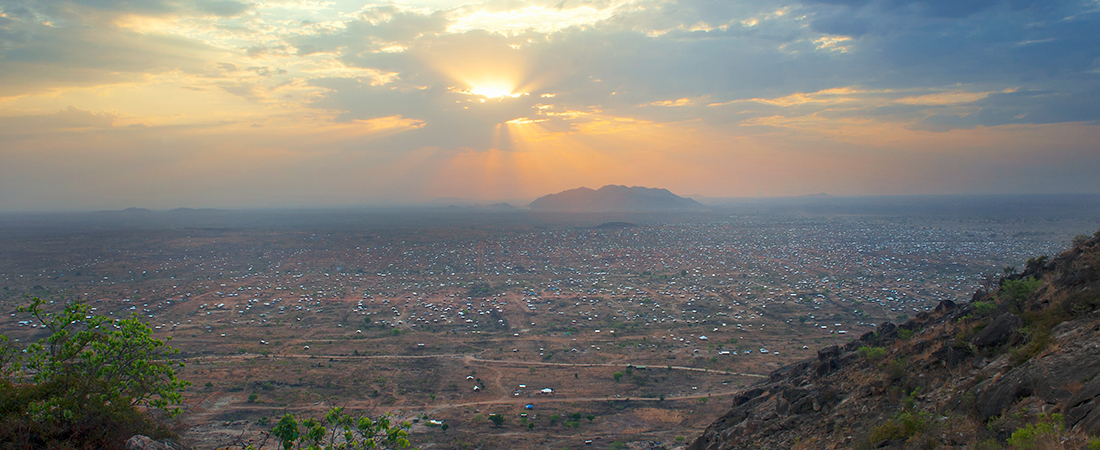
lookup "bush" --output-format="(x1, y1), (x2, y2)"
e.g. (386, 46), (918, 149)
(269, 407), (412, 450)
(1000, 277), (1042, 304)
(1006, 413), (1062, 450)
(0, 298), (188, 448)
(868, 411), (931, 442)
(858, 346), (887, 361)
(973, 301), (997, 316)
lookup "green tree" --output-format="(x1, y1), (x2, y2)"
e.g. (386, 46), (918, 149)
(488, 413), (505, 428)
(0, 297), (188, 447)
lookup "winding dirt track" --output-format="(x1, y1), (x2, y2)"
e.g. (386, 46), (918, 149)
(179, 352), (768, 379)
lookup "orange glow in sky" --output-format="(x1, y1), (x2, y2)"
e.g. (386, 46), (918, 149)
(0, 0), (1097, 210)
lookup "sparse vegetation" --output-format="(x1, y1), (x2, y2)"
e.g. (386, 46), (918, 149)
(1006, 413), (1063, 450)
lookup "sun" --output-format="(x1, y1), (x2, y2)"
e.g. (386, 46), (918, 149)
(469, 83), (525, 99)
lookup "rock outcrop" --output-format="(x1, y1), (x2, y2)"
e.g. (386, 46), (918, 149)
(126, 435), (175, 450)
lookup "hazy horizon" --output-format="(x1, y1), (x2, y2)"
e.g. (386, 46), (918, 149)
(1, 0), (1098, 211)
(4, 191), (1100, 216)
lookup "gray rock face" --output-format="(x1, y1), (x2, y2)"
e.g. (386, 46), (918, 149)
(1068, 376), (1100, 434)
(969, 313), (1023, 348)
(971, 312), (1100, 429)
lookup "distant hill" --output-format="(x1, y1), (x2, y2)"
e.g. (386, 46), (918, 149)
(528, 185), (705, 212)
(595, 221), (638, 229)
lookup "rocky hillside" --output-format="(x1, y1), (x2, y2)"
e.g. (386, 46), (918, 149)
(690, 232), (1100, 450)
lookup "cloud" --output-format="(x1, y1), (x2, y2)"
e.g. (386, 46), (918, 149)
(1, 0), (1099, 209)
(0, 6), (223, 96)
(0, 106), (117, 137)
(916, 89), (1100, 131)
(18, 0), (252, 18)
(800, 0), (1063, 19)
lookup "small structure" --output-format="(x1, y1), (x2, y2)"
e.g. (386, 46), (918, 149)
(540, 388), (553, 395)
(525, 404), (534, 409)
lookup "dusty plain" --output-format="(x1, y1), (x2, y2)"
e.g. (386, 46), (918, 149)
(1, 197), (1098, 449)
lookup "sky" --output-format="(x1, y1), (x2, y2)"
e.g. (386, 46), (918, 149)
(1, 0), (1098, 210)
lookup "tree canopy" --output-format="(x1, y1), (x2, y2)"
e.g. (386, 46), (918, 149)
(0, 297), (188, 448)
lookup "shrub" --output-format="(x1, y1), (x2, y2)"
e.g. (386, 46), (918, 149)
(0, 298), (188, 448)
(858, 346), (887, 361)
(998, 413), (1063, 450)
(973, 301), (997, 316)
(885, 357), (908, 382)
(868, 411), (931, 442)
(1000, 277), (1042, 304)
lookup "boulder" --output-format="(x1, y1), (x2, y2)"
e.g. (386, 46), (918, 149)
(126, 435), (172, 450)
(818, 345), (841, 361)
(970, 313), (1022, 348)
(935, 299), (957, 313)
